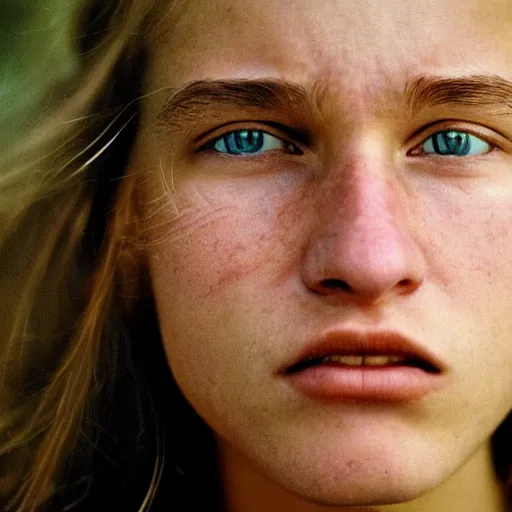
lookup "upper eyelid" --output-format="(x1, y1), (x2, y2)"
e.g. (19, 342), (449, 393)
(407, 121), (506, 152)
(196, 122), (307, 150)
(418, 129), (491, 147)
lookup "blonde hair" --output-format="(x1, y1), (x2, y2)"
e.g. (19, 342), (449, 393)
(0, 1), (510, 511)
(0, 1), (163, 509)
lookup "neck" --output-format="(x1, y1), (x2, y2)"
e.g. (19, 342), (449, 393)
(217, 441), (507, 512)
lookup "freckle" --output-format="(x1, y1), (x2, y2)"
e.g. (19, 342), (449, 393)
(228, 243), (246, 262)
(197, 284), (216, 299)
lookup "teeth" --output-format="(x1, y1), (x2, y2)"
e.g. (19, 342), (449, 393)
(319, 355), (407, 367)
(321, 355), (364, 366)
(364, 355), (403, 366)
(388, 356), (407, 363)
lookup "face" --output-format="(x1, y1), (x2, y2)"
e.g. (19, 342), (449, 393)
(130, 0), (512, 507)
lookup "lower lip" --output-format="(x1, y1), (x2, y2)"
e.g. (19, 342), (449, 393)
(287, 365), (443, 402)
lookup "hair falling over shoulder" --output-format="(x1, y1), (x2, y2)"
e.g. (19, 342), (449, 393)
(0, 0), (510, 511)
(0, 1), (172, 510)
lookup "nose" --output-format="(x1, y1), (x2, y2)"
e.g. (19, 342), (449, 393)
(301, 159), (426, 305)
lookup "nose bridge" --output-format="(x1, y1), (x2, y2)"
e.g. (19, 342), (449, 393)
(320, 157), (401, 246)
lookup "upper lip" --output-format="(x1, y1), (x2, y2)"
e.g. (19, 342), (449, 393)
(281, 329), (446, 374)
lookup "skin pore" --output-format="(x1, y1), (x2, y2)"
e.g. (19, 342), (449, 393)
(129, 0), (512, 510)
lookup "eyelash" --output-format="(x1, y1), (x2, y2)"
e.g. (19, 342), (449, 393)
(201, 125), (497, 158)
(409, 129), (494, 157)
(203, 128), (302, 156)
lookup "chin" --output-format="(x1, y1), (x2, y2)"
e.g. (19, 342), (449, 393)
(277, 467), (439, 507)
(252, 441), (455, 509)
(289, 482), (431, 508)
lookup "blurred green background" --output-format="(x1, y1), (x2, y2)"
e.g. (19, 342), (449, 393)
(0, 0), (83, 148)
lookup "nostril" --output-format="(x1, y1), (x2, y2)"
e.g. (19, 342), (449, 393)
(396, 278), (419, 293)
(321, 279), (353, 293)
(314, 276), (420, 299)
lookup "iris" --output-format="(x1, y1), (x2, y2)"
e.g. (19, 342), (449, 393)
(213, 130), (284, 155)
(422, 130), (490, 156)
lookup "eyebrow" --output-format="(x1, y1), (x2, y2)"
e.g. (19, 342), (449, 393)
(154, 79), (310, 132)
(405, 75), (512, 112)
(154, 74), (512, 131)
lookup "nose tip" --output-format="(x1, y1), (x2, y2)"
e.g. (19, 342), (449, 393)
(303, 228), (425, 304)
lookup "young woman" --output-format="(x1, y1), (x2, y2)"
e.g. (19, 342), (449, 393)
(1, 0), (511, 510)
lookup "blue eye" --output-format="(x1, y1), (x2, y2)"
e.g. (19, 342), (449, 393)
(213, 130), (293, 155)
(421, 130), (490, 157)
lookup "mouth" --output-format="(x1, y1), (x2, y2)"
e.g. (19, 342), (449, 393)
(281, 330), (445, 402)
(285, 353), (440, 374)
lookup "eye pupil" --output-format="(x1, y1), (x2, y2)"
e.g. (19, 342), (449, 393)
(432, 131), (470, 156)
(226, 130), (264, 154)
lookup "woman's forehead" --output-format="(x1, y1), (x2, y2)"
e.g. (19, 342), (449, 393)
(146, 0), (512, 86)
(142, 0), (512, 126)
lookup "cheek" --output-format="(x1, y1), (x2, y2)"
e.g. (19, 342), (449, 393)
(142, 176), (309, 422)
(145, 178), (308, 302)
(416, 181), (512, 290)
(419, 184), (512, 396)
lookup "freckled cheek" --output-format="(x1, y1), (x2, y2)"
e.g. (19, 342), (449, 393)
(419, 190), (512, 282)
(146, 182), (310, 302)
